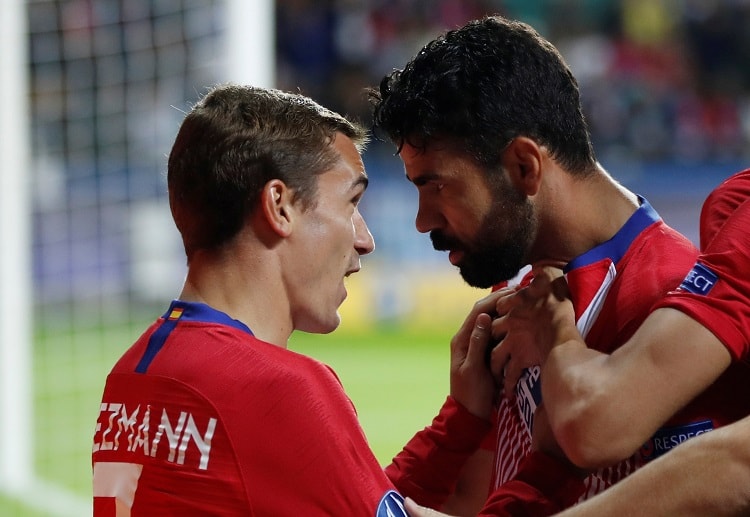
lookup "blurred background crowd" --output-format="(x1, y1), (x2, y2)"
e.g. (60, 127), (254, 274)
(23, 0), (750, 307)
(276, 0), (750, 165)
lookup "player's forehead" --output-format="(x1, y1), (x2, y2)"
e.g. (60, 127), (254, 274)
(318, 134), (368, 194)
(333, 133), (366, 173)
(400, 140), (477, 183)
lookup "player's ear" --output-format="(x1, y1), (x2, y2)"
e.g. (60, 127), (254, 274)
(502, 137), (544, 196)
(260, 179), (295, 237)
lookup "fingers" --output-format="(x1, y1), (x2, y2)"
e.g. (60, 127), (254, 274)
(451, 311), (492, 369)
(491, 312), (508, 343)
(490, 309), (544, 396)
(530, 266), (570, 301)
(489, 329), (510, 379)
(495, 268), (568, 315)
(526, 268), (553, 299)
(455, 291), (502, 341)
(499, 274), (552, 312)
(550, 274), (571, 301)
(451, 312), (490, 367)
(403, 497), (425, 516)
(475, 288), (512, 317)
(452, 289), (514, 358)
(502, 355), (525, 398)
(531, 264), (565, 282)
(467, 312), (492, 368)
(493, 286), (521, 317)
(490, 338), (531, 398)
(451, 311), (497, 420)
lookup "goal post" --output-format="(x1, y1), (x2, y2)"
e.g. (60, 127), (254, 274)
(226, 0), (275, 87)
(0, 0), (33, 495)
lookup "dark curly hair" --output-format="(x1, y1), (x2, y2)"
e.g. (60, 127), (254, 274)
(370, 16), (596, 174)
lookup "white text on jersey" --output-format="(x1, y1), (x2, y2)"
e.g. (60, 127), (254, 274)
(93, 402), (217, 470)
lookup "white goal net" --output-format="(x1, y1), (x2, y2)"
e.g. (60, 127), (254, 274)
(1, 1), (272, 515)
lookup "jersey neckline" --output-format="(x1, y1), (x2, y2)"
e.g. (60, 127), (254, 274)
(163, 300), (254, 336)
(565, 196), (660, 272)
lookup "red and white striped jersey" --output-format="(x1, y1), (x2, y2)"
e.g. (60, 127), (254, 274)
(490, 198), (700, 499)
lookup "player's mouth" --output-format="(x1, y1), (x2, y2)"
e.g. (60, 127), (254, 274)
(431, 231), (465, 266)
(448, 249), (465, 266)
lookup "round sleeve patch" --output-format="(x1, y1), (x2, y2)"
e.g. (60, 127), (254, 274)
(376, 490), (408, 517)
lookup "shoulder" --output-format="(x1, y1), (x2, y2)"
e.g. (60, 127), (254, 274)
(620, 221), (697, 285)
(700, 169), (750, 249)
(585, 223), (697, 349)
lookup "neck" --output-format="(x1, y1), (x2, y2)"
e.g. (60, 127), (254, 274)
(178, 246), (292, 347)
(532, 164), (640, 265)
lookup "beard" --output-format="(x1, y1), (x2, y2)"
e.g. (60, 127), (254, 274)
(431, 192), (536, 289)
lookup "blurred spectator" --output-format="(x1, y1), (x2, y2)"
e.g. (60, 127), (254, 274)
(276, 0), (338, 107)
(274, 0), (750, 165)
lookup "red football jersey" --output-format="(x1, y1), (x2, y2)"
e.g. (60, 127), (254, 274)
(92, 301), (406, 516)
(489, 198), (700, 499)
(641, 169), (750, 463)
(479, 452), (586, 517)
(656, 169), (750, 360)
(92, 301), (490, 516)
(481, 173), (750, 514)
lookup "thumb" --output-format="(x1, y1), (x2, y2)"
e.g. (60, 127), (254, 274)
(404, 497), (429, 516)
(466, 312), (492, 367)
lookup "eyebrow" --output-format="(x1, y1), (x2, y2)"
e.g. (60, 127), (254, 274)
(352, 175), (369, 191)
(406, 170), (440, 186)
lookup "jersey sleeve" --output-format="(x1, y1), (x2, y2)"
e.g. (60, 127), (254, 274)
(385, 396), (492, 509)
(221, 351), (403, 516)
(477, 451), (586, 517)
(655, 198), (750, 361)
(698, 169), (750, 250)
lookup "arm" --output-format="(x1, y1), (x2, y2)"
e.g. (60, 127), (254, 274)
(404, 400), (588, 517)
(439, 282), (563, 515)
(436, 293), (502, 516)
(440, 288), (544, 515)
(494, 270), (733, 468)
(409, 413), (750, 517)
(542, 307), (731, 467)
(386, 396), (492, 509)
(555, 414), (750, 517)
(439, 448), (493, 516)
(387, 303), (497, 510)
(405, 451), (586, 517)
(396, 287), (546, 514)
